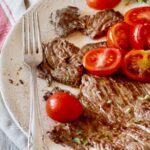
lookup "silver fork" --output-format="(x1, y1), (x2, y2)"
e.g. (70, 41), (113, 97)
(23, 12), (47, 150)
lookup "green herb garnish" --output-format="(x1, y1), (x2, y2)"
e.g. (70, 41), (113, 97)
(106, 134), (112, 140)
(82, 139), (89, 146)
(76, 130), (82, 135)
(73, 137), (81, 145)
(65, 73), (70, 81)
(136, 0), (149, 3)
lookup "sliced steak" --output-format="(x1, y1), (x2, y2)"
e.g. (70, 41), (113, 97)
(50, 6), (123, 38)
(80, 9), (123, 39)
(45, 37), (79, 69)
(50, 6), (82, 37)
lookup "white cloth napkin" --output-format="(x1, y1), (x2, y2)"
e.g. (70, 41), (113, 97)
(0, 0), (38, 149)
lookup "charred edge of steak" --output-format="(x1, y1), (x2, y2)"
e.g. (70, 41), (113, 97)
(48, 74), (150, 149)
(80, 9), (124, 39)
(49, 6), (83, 37)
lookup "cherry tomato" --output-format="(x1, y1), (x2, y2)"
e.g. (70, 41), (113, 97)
(122, 50), (150, 82)
(107, 22), (131, 50)
(125, 7), (150, 26)
(82, 47), (122, 76)
(46, 92), (83, 123)
(86, 0), (121, 10)
(130, 24), (150, 49)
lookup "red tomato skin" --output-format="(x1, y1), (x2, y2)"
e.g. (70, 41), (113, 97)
(122, 50), (150, 82)
(107, 22), (131, 50)
(82, 47), (122, 76)
(130, 24), (150, 49)
(125, 7), (150, 26)
(46, 92), (83, 123)
(86, 0), (121, 10)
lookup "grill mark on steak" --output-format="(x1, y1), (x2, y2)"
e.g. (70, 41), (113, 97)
(80, 9), (123, 39)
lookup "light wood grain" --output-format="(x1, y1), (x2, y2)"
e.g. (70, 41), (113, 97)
(0, 129), (18, 150)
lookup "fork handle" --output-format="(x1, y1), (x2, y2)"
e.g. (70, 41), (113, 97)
(28, 67), (47, 150)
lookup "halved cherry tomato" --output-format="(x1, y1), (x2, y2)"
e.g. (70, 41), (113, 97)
(130, 24), (150, 49)
(125, 7), (150, 26)
(86, 0), (121, 10)
(82, 47), (122, 76)
(46, 92), (83, 123)
(122, 50), (150, 82)
(107, 22), (131, 50)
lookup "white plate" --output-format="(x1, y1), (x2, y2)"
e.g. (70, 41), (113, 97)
(0, 0), (149, 149)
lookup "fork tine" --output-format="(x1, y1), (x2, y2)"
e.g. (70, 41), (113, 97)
(35, 12), (42, 54)
(31, 12), (36, 54)
(23, 15), (27, 55)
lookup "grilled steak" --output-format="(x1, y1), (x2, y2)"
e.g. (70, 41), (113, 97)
(80, 9), (123, 39)
(50, 6), (123, 39)
(48, 74), (150, 149)
(44, 38), (79, 69)
(50, 6), (82, 37)
(38, 38), (107, 87)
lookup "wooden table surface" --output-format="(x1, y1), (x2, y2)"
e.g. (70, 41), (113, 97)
(0, 129), (18, 150)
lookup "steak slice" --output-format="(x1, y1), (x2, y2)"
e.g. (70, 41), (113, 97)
(45, 37), (80, 69)
(50, 6), (82, 37)
(80, 9), (123, 39)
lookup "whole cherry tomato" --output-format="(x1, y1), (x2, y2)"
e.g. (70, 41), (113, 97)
(86, 0), (121, 10)
(46, 92), (83, 123)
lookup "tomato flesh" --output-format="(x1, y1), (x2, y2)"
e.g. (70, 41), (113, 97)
(46, 92), (83, 123)
(125, 7), (150, 26)
(130, 24), (150, 49)
(122, 50), (150, 82)
(86, 0), (121, 10)
(107, 22), (131, 50)
(82, 47), (122, 76)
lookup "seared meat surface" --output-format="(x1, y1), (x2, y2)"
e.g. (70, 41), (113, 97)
(50, 7), (123, 39)
(44, 38), (79, 69)
(80, 9), (123, 39)
(38, 38), (107, 87)
(50, 6), (82, 37)
(49, 74), (150, 150)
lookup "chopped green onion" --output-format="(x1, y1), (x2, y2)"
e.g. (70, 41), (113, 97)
(106, 134), (112, 140)
(76, 130), (82, 135)
(73, 137), (81, 145)
(82, 139), (89, 146)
